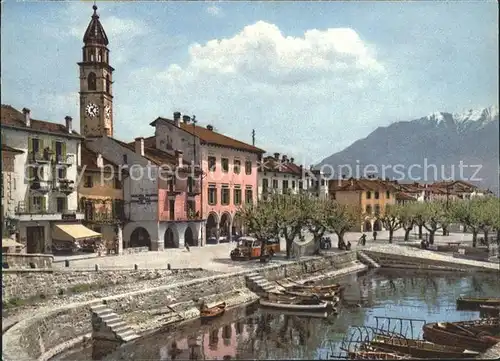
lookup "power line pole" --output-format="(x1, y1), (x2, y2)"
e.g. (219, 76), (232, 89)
(252, 129), (255, 146)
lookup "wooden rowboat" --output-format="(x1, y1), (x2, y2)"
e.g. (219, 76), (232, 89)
(347, 351), (410, 360)
(370, 334), (480, 358)
(200, 302), (226, 320)
(422, 322), (499, 352)
(457, 297), (500, 311)
(260, 293), (330, 311)
(480, 305), (500, 318)
(288, 283), (343, 293)
(283, 288), (340, 302)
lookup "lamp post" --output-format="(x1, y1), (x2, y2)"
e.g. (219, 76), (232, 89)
(192, 116), (206, 246)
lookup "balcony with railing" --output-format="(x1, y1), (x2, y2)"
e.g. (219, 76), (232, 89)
(14, 201), (83, 221)
(29, 179), (51, 194)
(30, 149), (52, 164)
(187, 178), (201, 196)
(53, 179), (75, 195)
(79, 199), (126, 224)
(55, 154), (74, 166)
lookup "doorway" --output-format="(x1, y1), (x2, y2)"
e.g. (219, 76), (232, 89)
(26, 226), (45, 253)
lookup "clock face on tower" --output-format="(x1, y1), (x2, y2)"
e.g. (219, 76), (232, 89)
(86, 103), (99, 117)
(104, 105), (111, 120)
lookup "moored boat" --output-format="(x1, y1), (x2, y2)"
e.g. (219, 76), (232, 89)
(283, 288), (340, 302)
(370, 334), (480, 358)
(480, 305), (500, 318)
(347, 351), (411, 360)
(288, 283), (343, 293)
(260, 293), (330, 311)
(200, 302), (226, 320)
(456, 297), (500, 311)
(422, 321), (499, 352)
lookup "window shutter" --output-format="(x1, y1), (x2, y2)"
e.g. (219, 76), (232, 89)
(62, 142), (67, 157)
(52, 140), (56, 161)
(41, 196), (46, 212)
(28, 138), (33, 154)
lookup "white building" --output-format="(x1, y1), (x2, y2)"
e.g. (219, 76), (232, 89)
(0, 105), (95, 254)
(257, 153), (328, 200)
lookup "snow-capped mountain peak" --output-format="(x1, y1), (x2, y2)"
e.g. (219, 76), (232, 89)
(415, 106), (498, 133)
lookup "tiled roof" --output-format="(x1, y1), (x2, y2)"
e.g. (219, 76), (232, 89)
(1, 144), (24, 154)
(259, 156), (302, 175)
(396, 192), (416, 201)
(1, 104), (82, 138)
(81, 144), (122, 172)
(330, 178), (395, 192)
(151, 117), (265, 154)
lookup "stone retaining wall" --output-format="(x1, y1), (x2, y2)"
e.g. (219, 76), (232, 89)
(2, 268), (208, 301)
(2, 253), (53, 269)
(2, 252), (361, 361)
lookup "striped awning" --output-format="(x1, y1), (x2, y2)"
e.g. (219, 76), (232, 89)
(52, 224), (101, 242)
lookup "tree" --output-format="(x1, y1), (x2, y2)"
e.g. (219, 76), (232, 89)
(396, 204), (416, 241)
(305, 198), (329, 252)
(379, 204), (401, 243)
(477, 196), (498, 247)
(420, 201), (446, 245)
(239, 198), (281, 260)
(324, 202), (361, 245)
(451, 199), (481, 245)
(274, 193), (309, 259)
(411, 203), (426, 239)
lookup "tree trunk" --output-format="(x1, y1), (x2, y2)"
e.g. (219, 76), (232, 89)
(484, 230), (489, 247)
(259, 238), (267, 261)
(472, 231), (477, 247)
(389, 229), (394, 243)
(429, 230), (436, 245)
(285, 238), (293, 259)
(418, 225), (423, 239)
(497, 229), (500, 245)
(442, 226), (448, 236)
(404, 228), (411, 241)
(463, 224), (467, 233)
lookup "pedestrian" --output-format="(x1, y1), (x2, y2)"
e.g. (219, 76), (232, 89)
(346, 241), (352, 251)
(373, 231), (377, 241)
(185, 242), (190, 252)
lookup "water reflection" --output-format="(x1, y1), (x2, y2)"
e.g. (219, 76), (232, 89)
(53, 270), (500, 361)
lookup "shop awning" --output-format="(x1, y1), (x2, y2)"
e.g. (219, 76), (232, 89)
(52, 224), (101, 242)
(2, 238), (24, 248)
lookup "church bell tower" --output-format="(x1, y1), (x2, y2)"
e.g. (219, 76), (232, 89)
(78, 5), (114, 137)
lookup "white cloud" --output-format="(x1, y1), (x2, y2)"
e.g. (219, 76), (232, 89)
(123, 21), (391, 163)
(206, 5), (224, 17)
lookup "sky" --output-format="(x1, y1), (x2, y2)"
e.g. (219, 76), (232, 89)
(2, 1), (498, 165)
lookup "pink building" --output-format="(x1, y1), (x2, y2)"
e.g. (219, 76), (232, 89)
(149, 113), (265, 244)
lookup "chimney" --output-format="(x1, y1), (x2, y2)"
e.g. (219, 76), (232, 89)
(206, 125), (214, 131)
(274, 152), (280, 160)
(134, 137), (144, 156)
(173, 112), (181, 127)
(182, 115), (191, 123)
(65, 116), (72, 133)
(282, 155), (287, 163)
(290, 157), (294, 164)
(22, 108), (31, 127)
(175, 150), (183, 167)
(96, 153), (104, 168)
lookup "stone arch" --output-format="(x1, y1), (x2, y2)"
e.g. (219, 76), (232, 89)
(206, 212), (219, 240)
(363, 220), (372, 232)
(185, 227), (195, 247)
(130, 227), (151, 249)
(373, 219), (383, 232)
(232, 212), (244, 237)
(219, 212), (232, 238)
(164, 226), (179, 248)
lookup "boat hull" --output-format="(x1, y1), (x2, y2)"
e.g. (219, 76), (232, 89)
(423, 323), (498, 352)
(457, 297), (500, 311)
(259, 298), (329, 311)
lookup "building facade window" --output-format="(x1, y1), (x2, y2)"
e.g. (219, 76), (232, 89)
(88, 72), (97, 91)
(56, 197), (66, 213)
(298, 180), (303, 190)
(386, 191), (390, 199)
(208, 185), (217, 205)
(366, 205), (372, 214)
(272, 179), (278, 189)
(234, 187), (242, 205)
(292, 180), (296, 189)
(169, 199), (175, 220)
(375, 204), (381, 216)
(282, 180), (289, 189)
(366, 191), (371, 199)
(221, 158), (229, 172)
(262, 178), (269, 191)
(233, 160), (241, 174)
(245, 160), (252, 175)
(84, 175), (93, 188)
(208, 156), (216, 172)
(245, 188), (253, 204)
(221, 186), (230, 205)
(375, 191), (380, 199)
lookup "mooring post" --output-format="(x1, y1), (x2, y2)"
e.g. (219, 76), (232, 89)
(134, 264), (138, 270)
(95, 264), (99, 271)
(65, 259), (70, 267)
(167, 263), (171, 270)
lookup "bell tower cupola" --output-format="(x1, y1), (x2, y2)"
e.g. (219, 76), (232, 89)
(78, 4), (114, 138)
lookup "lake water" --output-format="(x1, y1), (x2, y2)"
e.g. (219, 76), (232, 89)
(54, 269), (500, 360)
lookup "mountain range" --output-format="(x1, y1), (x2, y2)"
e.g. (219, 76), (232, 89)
(317, 106), (499, 193)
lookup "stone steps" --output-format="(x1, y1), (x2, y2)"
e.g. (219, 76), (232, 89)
(90, 303), (139, 343)
(357, 251), (381, 268)
(246, 273), (279, 295)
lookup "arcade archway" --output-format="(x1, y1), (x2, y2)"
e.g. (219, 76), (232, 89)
(232, 212), (244, 237)
(373, 219), (382, 232)
(164, 227), (177, 248)
(185, 227), (195, 247)
(363, 220), (372, 232)
(206, 212), (218, 241)
(130, 227), (151, 249)
(220, 212), (231, 238)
